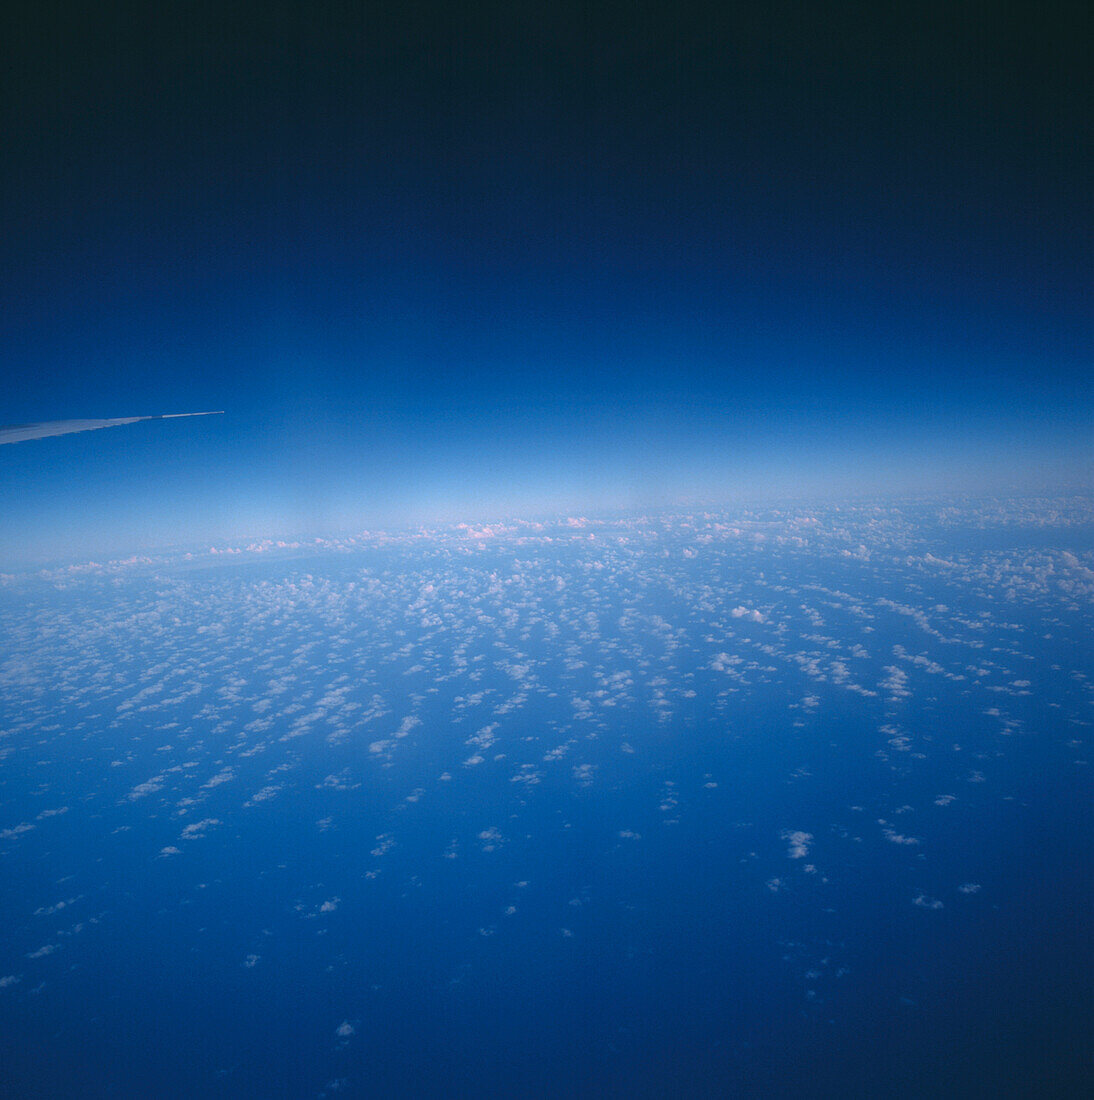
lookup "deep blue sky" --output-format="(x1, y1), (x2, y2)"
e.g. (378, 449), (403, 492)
(2, 2), (1091, 563)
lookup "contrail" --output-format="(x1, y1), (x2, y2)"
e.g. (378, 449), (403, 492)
(0, 411), (224, 446)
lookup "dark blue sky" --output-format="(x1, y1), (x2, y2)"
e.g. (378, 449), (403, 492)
(2, 2), (1091, 562)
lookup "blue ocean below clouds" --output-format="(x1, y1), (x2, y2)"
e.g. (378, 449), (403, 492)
(1, 499), (1091, 1097)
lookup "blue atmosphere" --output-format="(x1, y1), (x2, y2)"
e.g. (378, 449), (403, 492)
(1, 4), (1092, 1098)
(2, 3), (1091, 563)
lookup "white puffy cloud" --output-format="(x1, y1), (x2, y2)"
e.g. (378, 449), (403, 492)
(781, 830), (813, 859)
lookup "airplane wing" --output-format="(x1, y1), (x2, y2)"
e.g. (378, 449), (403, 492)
(0, 412), (223, 446)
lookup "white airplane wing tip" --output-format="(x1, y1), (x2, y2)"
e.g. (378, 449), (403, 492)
(0, 412), (226, 445)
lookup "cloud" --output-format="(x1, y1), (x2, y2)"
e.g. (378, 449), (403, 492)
(34, 897), (81, 917)
(913, 894), (944, 910)
(572, 763), (596, 787)
(882, 827), (920, 846)
(465, 723), (498, 750)
(880, 666), (911, 700)
(370, 834), (394, 857)
(317, 770), (359, 790)
(180, 818), (220, 839)
(396, 715), (421, 738)
(243, 784), (283, 807)
(127, 775), (166, 801)
(781, 830), (813, 859)
(730, 606), (765, 623)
